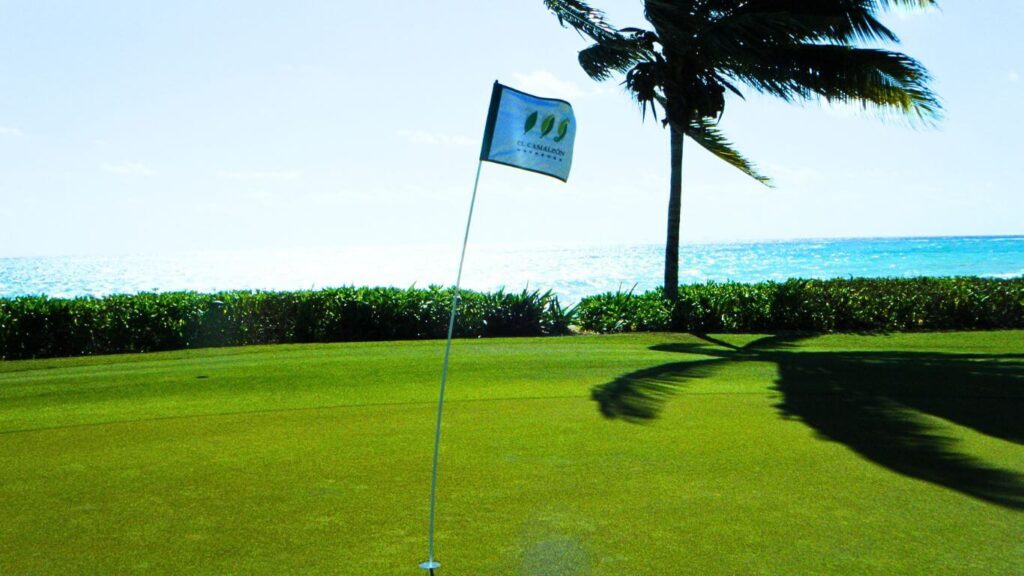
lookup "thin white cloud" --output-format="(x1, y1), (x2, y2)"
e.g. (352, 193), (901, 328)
(102, 162), (157, 176)
(215, 169), (304, 181)
(398, 129), (474, 147)
(1009, 71), (1020, 83)
(510, 71), (596, 100)
(761, 162), (825, 187)
(0, 126), (24, 137)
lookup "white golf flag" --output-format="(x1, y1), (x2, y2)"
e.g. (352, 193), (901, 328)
(479, 81), (576, 182)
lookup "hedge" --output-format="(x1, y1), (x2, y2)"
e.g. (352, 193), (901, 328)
(0, 287), (572, 360)
(574, 277), (1024, 333)
(3, 277), (1022, 360)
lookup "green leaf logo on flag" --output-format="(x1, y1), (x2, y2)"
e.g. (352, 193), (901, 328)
(524, 111), (538, 134)
(554, 118), (570, 142)
(540, 114), (555, 137)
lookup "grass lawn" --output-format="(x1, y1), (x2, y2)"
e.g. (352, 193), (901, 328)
(1, 332), (1022, 574)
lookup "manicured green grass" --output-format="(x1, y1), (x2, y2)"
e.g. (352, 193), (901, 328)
(1, 332), (1022, 574)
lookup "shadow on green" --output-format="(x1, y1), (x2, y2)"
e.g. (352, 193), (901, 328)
(592, 334), (1024, 510)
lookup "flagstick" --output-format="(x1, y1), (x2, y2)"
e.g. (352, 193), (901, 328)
(420, 159), (484, 574)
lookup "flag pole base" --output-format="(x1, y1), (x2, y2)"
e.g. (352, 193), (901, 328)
(419, 560), (441, 572)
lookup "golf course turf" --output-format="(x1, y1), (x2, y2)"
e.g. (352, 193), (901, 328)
(1, 332), (1021, 574)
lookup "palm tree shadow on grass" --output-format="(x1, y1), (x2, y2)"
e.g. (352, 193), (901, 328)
(592, 334), (1024, 509)
(591, 359), (721, 422)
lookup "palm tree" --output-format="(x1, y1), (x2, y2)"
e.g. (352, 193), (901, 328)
(543, 0), (941, 301)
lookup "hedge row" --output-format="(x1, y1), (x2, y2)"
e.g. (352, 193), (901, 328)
(0, 287), (573, 360)
(3, 277), (1021, 360)
(575, 277), (1024, 333)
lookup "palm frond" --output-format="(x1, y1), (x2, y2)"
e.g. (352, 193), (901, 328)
(709, 4), (900, 46)
(578, 30), (657, 81)
(683, 117), (772, 185)
(544, 0), (623, 42)
(722, 45), (942, 123)
(625, 60), (668, 121)
(876, 0), (939, 8)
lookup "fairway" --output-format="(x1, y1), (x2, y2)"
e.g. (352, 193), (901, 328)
(1, 332), (1022, 574)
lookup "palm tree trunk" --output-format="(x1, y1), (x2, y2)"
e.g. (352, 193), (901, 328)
(664, 126), (684, 301)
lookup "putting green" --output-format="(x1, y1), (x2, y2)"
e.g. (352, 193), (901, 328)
(1, 332), (1021, 574)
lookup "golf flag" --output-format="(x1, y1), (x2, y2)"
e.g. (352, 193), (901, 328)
(479, 81), (576, 182)
(420, 81), (578, 574)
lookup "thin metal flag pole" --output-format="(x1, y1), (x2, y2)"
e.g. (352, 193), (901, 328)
(420, 159), (484, 574)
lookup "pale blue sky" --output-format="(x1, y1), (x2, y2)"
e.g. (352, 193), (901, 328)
(1, 1), (1021, 257)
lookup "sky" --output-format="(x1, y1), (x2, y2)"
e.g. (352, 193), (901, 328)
(1, 1), (1022, 257)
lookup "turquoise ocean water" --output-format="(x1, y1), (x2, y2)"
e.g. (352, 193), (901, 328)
(1, 236), (1021, 304)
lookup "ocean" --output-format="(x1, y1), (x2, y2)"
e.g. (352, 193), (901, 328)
(1, 236), (1021, 304)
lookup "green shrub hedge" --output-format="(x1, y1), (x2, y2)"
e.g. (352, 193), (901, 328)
(0, 287), (572, 360)
(575, 277), (1024, 334)
(3, 277), (1021, 360)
